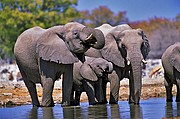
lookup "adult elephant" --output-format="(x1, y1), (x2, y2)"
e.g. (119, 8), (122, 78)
(85, 24), (150, 104)
(161, 42), (180, 102)
(14, 22), (105, 107)
(72, 56), (113, 105)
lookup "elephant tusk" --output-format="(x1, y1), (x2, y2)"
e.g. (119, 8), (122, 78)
(127, 60), (131, 65)
(142, 59), (148, 64)
(85, 33), (93, 41)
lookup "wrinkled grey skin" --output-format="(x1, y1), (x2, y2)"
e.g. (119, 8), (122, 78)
(71, 56), (113, 105)
(161, 42), (180, 102)
(14, 22), (105, 107)
(85, 24), (150, 105)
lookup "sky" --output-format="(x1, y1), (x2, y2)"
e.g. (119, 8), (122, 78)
(76, 0), (180, 22)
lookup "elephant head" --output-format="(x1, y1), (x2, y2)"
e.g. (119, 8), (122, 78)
(36, 22), (105, 63)
(101, 28), (150, 104)
(168, 42), (180, 72)
(79, 57), (113, 81)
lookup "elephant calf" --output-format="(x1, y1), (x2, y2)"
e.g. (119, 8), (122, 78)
(161, 42), (180, 102)
(71, 56), (113, 105)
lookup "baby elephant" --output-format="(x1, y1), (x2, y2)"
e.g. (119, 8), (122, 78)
(71, 56), (113, 105)
(161, 42), (180, 102)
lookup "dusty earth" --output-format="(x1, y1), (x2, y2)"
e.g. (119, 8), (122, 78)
(0, 79), (177, 107)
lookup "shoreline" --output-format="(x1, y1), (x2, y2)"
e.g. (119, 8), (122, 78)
(0, 79), (177, 107)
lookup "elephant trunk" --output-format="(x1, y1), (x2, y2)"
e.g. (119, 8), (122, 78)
(82, 27), (105, 49)
(129, 52), (143, 104)
(107, 62), (113, 73)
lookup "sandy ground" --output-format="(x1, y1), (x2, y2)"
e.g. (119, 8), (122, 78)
(0, 78), (177, 107)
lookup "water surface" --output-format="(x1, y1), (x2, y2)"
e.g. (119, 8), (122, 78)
(0, 97), (180, 119)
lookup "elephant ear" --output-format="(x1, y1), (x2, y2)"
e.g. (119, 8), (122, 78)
(36, 26), (79, 64)
(170, 43), (180, 72)
(80, 63), (98, 81)
(101, 32), (125, 67)
(138, 29), (150, 59)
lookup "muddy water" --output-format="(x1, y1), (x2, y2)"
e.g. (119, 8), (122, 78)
(0, 97), (180, 119)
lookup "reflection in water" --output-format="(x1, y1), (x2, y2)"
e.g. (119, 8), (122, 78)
(165, 102), (180, 118)
(28, 107), (38, 119)
(42, 107), (55, 119)
(28, 107), (55, 119)
(130, 104), (143, 119)
(1, 98), (180, 119)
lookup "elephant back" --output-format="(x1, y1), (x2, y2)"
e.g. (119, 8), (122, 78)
(14, 26), (46, 67)
(162, 42), (180, 72)
(96, 24), (114, 36)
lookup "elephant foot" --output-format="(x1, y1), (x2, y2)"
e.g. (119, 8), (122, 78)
(70, 100), (80, 106)
(176, 99), (180, 102)
(89, 102), (96, 105)
(33, 104), (41, 107)
(128, 98), (135, 104)
(134, 102), (139, 105)
(128, 101), (134, 104)
(109, 101), (118, 104)
(128, 101), (139, 105)
(61, 101), (70, 107)
(41, 102), (55, 107)
(166, 99), (173, 102)
(96, 101), (108, 105)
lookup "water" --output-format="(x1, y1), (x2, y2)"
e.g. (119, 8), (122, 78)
(0, 97), (180, 119)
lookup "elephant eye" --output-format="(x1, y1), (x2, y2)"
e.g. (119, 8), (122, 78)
(73, 31), (79, 38)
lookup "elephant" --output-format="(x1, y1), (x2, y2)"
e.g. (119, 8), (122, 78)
(85, 24), (150, 104)
(14, 22), (105, 107)
(161, 42), (180, 102)
(71, 56), (113, 105)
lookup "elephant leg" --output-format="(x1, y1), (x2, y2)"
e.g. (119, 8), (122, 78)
(41, 76), (55, 107)
(95, 78), (106, 104)
(71, 84), (82, 106)
(176, 78), (180, 102)
(75, 91), (82, 105)
(175, 71), (180, 102)
(24, 79), (40, 107)
(129, 71), (135, 104)
(109, 69), (121, 104)
(164, 74), (173, 102)
(70, 88), (74, 105)
(83, 80), (96, 105)
(102, 80), (108, 103)
(109, 77), (120, 104)
(176, 82), (180, 102)
(62, 64), (73, 106)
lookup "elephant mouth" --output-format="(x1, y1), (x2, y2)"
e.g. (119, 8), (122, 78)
(73, 49), (85, 53)
(97, 73), (103, 77)
(73, 46), (89, 53)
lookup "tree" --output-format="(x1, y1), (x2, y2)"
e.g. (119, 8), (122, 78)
(148, 25), (180, 59)
(76, 6), (128, 27)
(0, 0), (79, 58)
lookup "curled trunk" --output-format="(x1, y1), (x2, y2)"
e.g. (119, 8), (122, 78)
(82, 27), (105, 49)
(107, 62), (113, 73)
